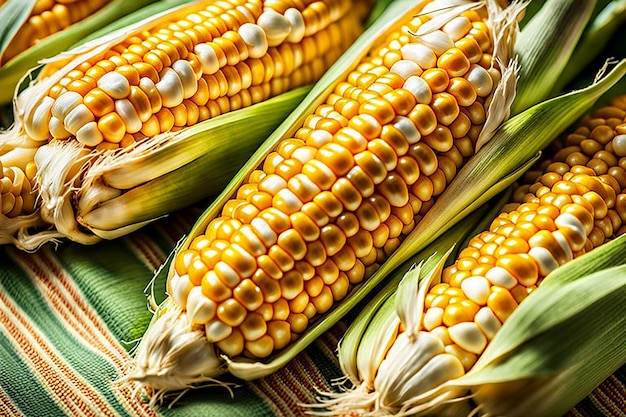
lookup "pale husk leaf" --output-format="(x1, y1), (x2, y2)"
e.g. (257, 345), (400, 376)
(511, 0), (595, 113)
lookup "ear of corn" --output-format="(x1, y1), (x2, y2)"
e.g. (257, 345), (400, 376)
(0, 0), (171, 104)
(0, 0), (372, 250)
(318, 89), (626, 416)
(122, 0), (529, 404)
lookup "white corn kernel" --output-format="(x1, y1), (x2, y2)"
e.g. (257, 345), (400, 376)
(448, 321), (487, 354)
(390, 59), (423, 80)
(555, 212), (587, 251)
(275, 188), (303, 212)
(169, 273), (194, 309)
(186, 286), (217, 325)
(442, 16), (472, 41)
(214, 261), (240, 287)
(76, 121), (103, 147)
(485, 266), (518, 289)
(529, 246), (559, 275)
(25, 96), (54, 141)
(156, 67), (185, 108)
(49, 116), (71, 139)
(194, 43), (220, 75)
(474, 306), (501, 340)
(51, 91), (83, 119)
(612, 134), (626, 156)
(291, 147), (318, 164)
(115, 99), (142, 133)
(257, 10), (291, 46)
(414, 30), (454, 56)
(172, 60), (199, 98)
(97, 71), (130, 99)
(393, 116), (421, 144)
(63, 103), (95, 134)
(205, 320), (232, 343)
(461, 275), (491, 305)
(403, 75), (432, 104)
(423, 307), (444, 331)
(259, 174), (287, 194)
(552, 230), (574, 263)
(400, 43), (437, 69)
(251, 217), (277, 246)
(239, 23), (269, 58)
(284, 8), (305, 43)
(465, 65), (494, 97)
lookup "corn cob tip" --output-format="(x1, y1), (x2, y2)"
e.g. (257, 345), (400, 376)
(123, 303), (227, 404)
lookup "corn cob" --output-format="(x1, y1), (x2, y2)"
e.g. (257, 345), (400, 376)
(1, 0), (113, 65)
(0, 0), (370, 249)
(124, 0), (524, 403)
(321, 94), (626, 416)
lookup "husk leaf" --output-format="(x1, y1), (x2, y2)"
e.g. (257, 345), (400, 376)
(0, 0), (37, 64)
(511, 0), (595, 114)
(551, 0), (626, 95)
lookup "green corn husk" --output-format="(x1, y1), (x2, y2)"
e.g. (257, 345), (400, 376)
(510, 0), (596, 114)
(124, 0), (626, 406)
(550, 0), (626, 96)
(0, 0), (172, 105)
(512, 0), (626, 113)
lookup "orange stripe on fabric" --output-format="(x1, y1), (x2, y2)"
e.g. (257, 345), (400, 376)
(126, 233), (167, 273)
(590, 375), (626, 417)
(9, 247), (158, 417)
(0, 385), (26, 417)
(155, 208), (202, 245)
(247, 327), (345, 416)
(0, 290), (120, 416)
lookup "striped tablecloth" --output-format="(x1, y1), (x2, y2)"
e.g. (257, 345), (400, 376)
(1, 205), (625, 417)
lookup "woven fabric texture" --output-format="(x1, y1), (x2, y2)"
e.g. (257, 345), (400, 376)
(0, 205), (624, 417)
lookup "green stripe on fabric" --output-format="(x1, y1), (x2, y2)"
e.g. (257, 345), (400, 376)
(54, 240), (158, 347)
(0, 248), (140, 416)
(158, 378), (275, 417)
(55, 210), (197, 348)
(0, 331), (66, 417)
